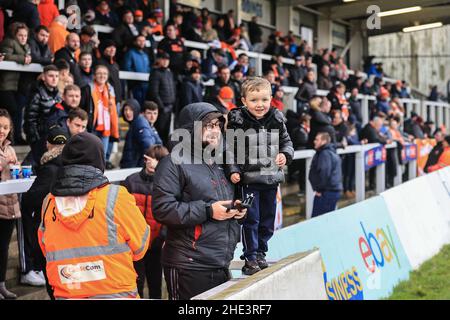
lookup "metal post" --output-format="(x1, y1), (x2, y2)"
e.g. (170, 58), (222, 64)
(447, 105), (450, 133)
(394, 163), (402, 186)
(376, 163), (386, 194)
(255, 56), (263, 77)
(444, 106), (448, 131)
(438, 105), (444, 128)
(163, 0), (170, 25)
(305, 157), (314, 220)
(355, 146), (365, 202)
(392, 143), (402, 186)
(430, 102), (437, 123)
(420, 101), (427, 120)
(412, 101), (418, 115)
(361, 96), (369, 126)
(408, 159), (417, 180)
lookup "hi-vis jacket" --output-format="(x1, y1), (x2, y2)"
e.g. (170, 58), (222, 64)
(38, 184), (150, 299)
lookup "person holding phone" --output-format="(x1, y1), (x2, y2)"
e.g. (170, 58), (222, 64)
(152, 102), (247, 300)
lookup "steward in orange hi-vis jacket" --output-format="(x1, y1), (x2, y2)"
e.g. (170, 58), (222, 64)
(38, 132), (150, 299)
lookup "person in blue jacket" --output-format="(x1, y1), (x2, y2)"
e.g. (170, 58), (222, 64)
(309, 132), (343, 218)
(120, 99), (158, 168)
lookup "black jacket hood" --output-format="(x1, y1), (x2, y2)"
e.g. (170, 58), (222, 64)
(51, 165), (109, 196)
(178, 102), (225, 133)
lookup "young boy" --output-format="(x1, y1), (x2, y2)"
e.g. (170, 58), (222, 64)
(142, 101), (163, 145)
(226, 77), (294, 275)
(120, 99), (161, 168)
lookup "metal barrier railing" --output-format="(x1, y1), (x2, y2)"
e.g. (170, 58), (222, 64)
(0, 168), (140, 196)
(293, 142), (417, 219)
(0, 142), (418, 219)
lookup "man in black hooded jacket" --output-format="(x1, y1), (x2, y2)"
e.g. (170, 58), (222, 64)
(152, 102), (246, 300)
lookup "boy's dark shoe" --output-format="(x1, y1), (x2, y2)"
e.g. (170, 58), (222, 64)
(256, 253), (268, 269)
(242, 260), (261, 276)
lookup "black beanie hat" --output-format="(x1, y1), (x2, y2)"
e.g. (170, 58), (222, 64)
(99, 39), (116, 53)
(61, 132), (106, 172)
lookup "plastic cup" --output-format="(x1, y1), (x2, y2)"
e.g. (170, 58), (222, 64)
(22, 165), (32, 179)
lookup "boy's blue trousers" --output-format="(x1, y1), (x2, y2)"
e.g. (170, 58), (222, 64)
(241, 184), (278, 261)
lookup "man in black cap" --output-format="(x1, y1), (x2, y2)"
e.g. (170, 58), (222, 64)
(146, 51), (176, 146)
(98, 39), (122, 102)
(20, 126), (69, 290)
(152, 102), (247, 300)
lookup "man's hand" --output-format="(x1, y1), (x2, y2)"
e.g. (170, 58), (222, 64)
(232, 200), (247, 219)
(275, 153), (287, 167)
(24, 55), (32, 65)
(315, 192), (322, 197)
(211, 200), (239, 221)
(230, 173), (241, 184)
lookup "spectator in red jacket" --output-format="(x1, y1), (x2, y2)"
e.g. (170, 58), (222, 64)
(122, 144), (169, 299)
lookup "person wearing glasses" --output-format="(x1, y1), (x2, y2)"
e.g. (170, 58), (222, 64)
(152, 102), (247, 300)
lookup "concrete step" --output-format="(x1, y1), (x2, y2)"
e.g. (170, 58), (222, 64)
(16, 285), (50, 300)
(14, 145), (31, 163)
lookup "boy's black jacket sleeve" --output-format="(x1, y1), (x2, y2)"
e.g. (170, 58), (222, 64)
(274, 110), (295, 165)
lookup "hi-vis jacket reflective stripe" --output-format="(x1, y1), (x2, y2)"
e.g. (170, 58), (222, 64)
(38, 184), (150, 299)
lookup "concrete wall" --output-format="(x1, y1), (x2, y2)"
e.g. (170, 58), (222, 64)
(193, 250), (327, 300)
(369, 26), (450, 97)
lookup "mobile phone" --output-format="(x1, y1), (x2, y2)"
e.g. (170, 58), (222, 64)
(234, 193), (255, 211)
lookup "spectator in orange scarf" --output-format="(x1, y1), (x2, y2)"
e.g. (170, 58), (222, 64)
(83, 65), (119, 157)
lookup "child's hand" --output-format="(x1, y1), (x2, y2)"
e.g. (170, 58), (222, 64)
(230, 173), (241, 184)
(275, 153), (286, 167)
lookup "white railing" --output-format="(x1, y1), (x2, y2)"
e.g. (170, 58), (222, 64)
(0, 168), (140, 196)
(1, 33), (449, 131)
(0, 143), (417, 221)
